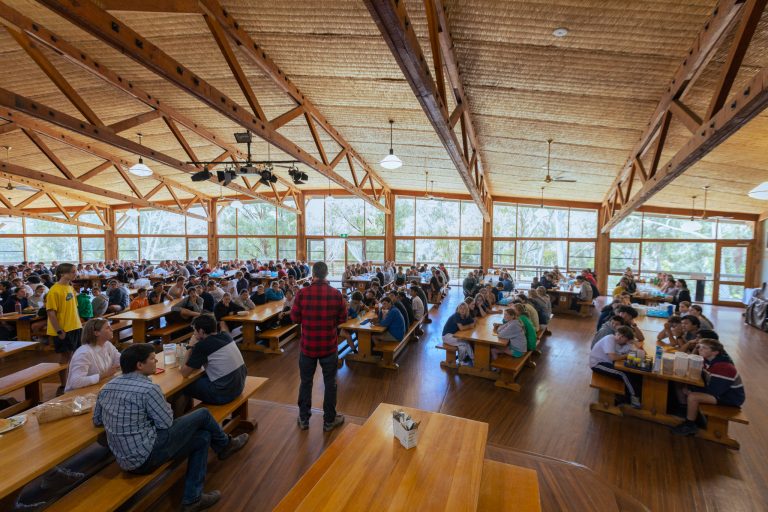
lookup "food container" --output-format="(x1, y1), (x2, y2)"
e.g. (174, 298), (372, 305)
(163, 343), (177, 368)
(673, 352), (689, 377)
(237, 310), (249, 316)
(687, 354), (704, 380)
(661, 353), (675, 376)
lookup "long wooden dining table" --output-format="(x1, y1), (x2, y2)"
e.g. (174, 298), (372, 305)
(453, 311), (508, 381)
(109, 298), (182, 343)
(221, 300), (285, 353)
(0, 356), (201, 501)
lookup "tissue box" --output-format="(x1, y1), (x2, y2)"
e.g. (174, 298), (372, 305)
(393, 417), (420, 449)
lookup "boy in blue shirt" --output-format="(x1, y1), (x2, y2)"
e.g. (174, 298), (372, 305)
(373, 297), (405, 343)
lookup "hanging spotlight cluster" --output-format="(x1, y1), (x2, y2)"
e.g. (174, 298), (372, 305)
(288, 165), (308, 184)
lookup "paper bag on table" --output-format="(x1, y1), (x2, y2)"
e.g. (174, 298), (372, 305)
(35, 393), (97, 424)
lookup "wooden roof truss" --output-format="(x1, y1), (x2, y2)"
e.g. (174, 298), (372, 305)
(35, 0), (390, 213)
(600, 0), (768, 232)
(0, 2), (299, 214)
(364, 0), (491, 221)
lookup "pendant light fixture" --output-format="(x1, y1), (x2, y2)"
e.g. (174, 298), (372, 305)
(125, 207), (139, 218)
(326, 174), (334, 204)
(128, 133), (153, 177)
(534, 187), (548, 219)
(230, 199), (243, 209)
(681, 195), (700, 233)
(379, 119), (403, 169)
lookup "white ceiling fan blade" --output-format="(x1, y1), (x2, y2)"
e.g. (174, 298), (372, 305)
(15, 185), (38, 192)
(552, 179), (577, 183)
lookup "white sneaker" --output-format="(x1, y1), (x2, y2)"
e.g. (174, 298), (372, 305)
(630, 396), (642, 409)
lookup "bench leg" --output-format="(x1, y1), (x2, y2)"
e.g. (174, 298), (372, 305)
(494, 371), (521, 391)
(440, 348), (458, 370)
(696, 416), (740, 449)
(379, 350), (399, 370)
(224, 399), (257, 434)
(589, 390), (623, 416)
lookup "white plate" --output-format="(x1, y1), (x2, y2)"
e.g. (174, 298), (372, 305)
(0, 414), (27, 434)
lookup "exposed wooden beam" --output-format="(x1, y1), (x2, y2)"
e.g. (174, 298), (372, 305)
(424, 0), (447, 104)
(15, 190), (45, 209)
(202, 11), (267, 122)
(108, 110), (163, 134)
(38, 0), (381, 212)
(0, 122), (17, 135)
(113, 164), (144, 199)
(163, 116), (200, 166)
(364, 0), (490, 220)
(94, 0), (199, 12)
(602, 66), (768, 233)
(601, 0), (746, 202)
(77, 160), (114, 181)
(5, 26), (103, 126)
(0, 207), (110, 229)
(22, 128), (76, 180)
(0, 160), (208, 220)
(669, 100), (703, 134)
(0, 90), (297, 212)
(305, 112), (329, 166)
(46, 192), (70, 218)
(0, 169), (110, 208)
(269, 106), (304, 131)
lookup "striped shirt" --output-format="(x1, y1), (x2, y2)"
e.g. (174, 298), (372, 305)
(93, 372), (172, 470)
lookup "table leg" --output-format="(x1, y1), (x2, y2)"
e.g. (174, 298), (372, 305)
(16, 319), (32, 341)
(239, 323), (261, 352)
(132, 320), (147, 344)
(621, 377), (683, 426)
(457, 342), (499, 380)
(345, 331), (382, 365)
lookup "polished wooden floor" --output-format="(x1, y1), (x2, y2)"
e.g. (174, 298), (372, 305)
(3, 288), (766, 511)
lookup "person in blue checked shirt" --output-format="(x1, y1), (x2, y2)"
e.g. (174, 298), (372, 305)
(93, 344), (249, 512)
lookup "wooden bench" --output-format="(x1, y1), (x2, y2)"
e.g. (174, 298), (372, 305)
(436, 343), (458, 369)
(374, 319), (422, 370)
(256, 323), (300, 354)
(577, 300), (594, 317)
(478, 459), (541, 511)
(46, 376), (265, 512)
(697, 404), (749, 449)
(146, 322), (192, 344)
(491, 352), (534, 391)
(0, 363), (67, 417)
(109, 319), (132, 346)
(589, 372), (626, 417)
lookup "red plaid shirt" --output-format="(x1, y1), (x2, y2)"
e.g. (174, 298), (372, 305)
(291, 279), (347, 357)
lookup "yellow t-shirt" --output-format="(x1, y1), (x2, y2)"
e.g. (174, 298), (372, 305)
(46, 283), (82, 335)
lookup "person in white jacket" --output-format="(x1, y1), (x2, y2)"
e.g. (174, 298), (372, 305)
(64, 317), (120, 392)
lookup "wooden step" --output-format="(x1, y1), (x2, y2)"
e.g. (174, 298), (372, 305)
(478, 459), (541, 512)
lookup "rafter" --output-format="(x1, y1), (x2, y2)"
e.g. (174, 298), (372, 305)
(600, 0), (767, 232)
(0, 92), (297, 212)
(15, 190), (45, 209)
(108, 110), (163, 134)
(22, 128), (76, 180)
(38, 0), (383, 212)
(364, 0), (490, 220)
(163, 116), (200, 166)
(0, 170), (110, 208)
(0, 207), (109, 230)
(0, 160), (208, 220)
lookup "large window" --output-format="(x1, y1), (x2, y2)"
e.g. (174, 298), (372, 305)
(609, 212), (754, 302)
(117, 208), (206, 261)
(489, 202), (598, 280)
(215, 200), (298, 263)
(1, 215), (106, 263)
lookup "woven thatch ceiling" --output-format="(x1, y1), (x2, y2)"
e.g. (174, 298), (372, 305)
(0, 0), (767, 214)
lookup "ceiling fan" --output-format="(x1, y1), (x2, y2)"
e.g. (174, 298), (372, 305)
(698, 185), (732, 220)
(522, 139), (576, 184)
(2, 146), (37, 192)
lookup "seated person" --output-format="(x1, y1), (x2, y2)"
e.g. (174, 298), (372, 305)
(372, 297), (406, 346)
(591, 315), (626, 348)
(171, 287), (204, 321)
(681, 315), (701, 342)
(91, 287), (109, 317)
(168, 277), (187, 300)
(388, 289), (412, 325)
(672, 279), (691, 312)
(180, 315), (247, 408)
(265, 281), (285, 302)
(148, 282), (168, 305)
(612, 277), (630, 297)
(235, 272), (249, 294)
(688, 304), (714, 330)
(672, 338), (745, 436)
(130, 288), (149, 310)
(492, 307), (527, 358)
(678, 300), (691, 315)
(512, 303), (537, 351)
(657, 315), (685, 349)
(249, 284), (267, 306)
(571, 275), (593, 310)
(408, 286), (425, 323)
(106, 280), (129, 313)
(94, 343), (248, 511)
(213, 293), (244, 333)
(441, 302), (476, 363)
(206, 281), (225, 303)
(680, 328), (719, 354)
(233, 289), (255, 310)
(198, 285), (215, 313)
(616, 305), (645, 342)
(539, 272), (555, 290)
(65, 318), (120, 391)
(589, 325), (643, 408)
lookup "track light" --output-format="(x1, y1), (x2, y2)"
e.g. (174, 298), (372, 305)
(259, 170), (277, 185)
(191, 166), (212, 182)
(216, 169), (236, 186)
(288, 166), (308, 184)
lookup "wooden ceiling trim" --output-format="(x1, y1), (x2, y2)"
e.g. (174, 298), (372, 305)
(669, 100), (704, 134)
(0, 122), (17, 136)
(22, 128), (76, 180)
(0, 207), (109, 230)
(70, 203), (91, 221)
(196, 0), (391, 196)
(38, 0), (382, 212)
(304, 112), (329, 166)
(76, 161), (114, 182)
(0, 92), (297, 212)
(108, 110), (163, 134)
(46, 192), (70, 218)
(163, 116), (201, 167)
(269, 106), (304, 131)
(15, 190), (45, 209)
(0, 169), (110, 208)
(364, 0), (491, 221)
(113, 164), (144, 199)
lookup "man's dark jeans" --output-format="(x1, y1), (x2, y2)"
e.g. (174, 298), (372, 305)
(131, 408), (229, 505)
(298, 352), (338, 424)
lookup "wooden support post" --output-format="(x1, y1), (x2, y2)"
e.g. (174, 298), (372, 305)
(207, 198), (218, 264)
(481, 198), (493, 272)
(595, 206), (610, 294)
(104, 207), (117, 260)
(295, 192), (307, 261)
(385, 193), (395, 262)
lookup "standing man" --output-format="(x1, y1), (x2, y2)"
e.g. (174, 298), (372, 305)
(47, 263), (83, 395)
(290, 261), (347, 432)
